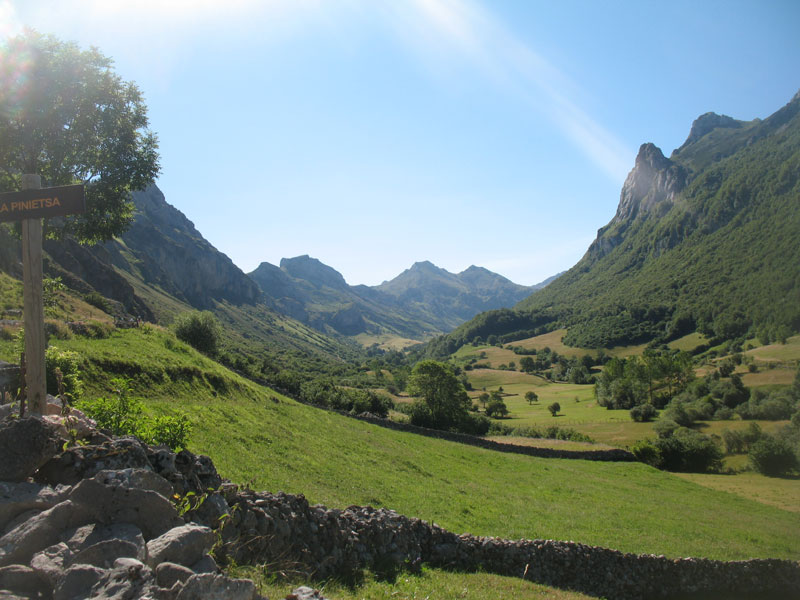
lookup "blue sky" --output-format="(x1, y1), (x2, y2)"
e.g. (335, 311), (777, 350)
(2, 0), (798, 286)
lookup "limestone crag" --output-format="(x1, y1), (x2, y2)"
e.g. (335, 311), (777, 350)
(588, 143), (688, 259)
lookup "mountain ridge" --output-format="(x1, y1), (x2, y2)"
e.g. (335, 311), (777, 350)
(426, 90), (800, 355)
(249, 255), (549, 340)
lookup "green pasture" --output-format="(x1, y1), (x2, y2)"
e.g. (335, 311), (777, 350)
(33, 327), (797, 562)
(744, 334), (800, 363)
(237, 567), (596, 600)
(465, 368), (628, 427)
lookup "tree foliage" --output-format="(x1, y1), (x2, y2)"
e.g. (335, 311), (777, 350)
(407, 360), (470, 429)
(173, 310), (222, 357)
(0, 31), (159, 242)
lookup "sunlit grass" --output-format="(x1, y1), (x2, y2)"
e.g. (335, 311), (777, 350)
(233, 567), (597, 600)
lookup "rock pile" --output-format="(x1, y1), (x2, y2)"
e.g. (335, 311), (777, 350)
(1, 415), (799, 600)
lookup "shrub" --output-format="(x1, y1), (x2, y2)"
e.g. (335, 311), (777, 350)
(721, 429), (746, 454)
(653, 418), (679, 439)
(77, 377), (191, 450)
(84, 291), (111, 313)
(45, 346), (82, 400)
(44, 319), (72, 340)
(713, 406), (734, 420)
(654, 428), (723, 473)
(736, 389), (795, 420)
(630, 403), (657, 422)
(68, 320), (114, 338)
(143, 414), (192, 451)
(748, 435), (799, 477)
(632, 439), (660, 466)
(173, 311), (221, 356)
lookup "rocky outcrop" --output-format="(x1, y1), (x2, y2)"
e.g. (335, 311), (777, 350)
(587, 143), (688, 260)
(279, 256), (349, 292)
(0, 418), (270, 600)
(117, 185), (262, 308)
(676, 112), (743, 150)
(42, 184), (263, 319)
(2, 416), (798, 600)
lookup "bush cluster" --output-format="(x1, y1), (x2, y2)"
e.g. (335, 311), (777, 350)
(77, 377), (191, 450)
(173, 310), (221, 357)
(633, 427), (723, 473)
(299, 379), (393, 418)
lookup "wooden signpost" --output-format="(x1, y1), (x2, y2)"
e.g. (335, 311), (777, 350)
(0, 176), (85, 414)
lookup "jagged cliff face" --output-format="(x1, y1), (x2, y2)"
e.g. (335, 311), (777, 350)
(587, 143), (687, 259)
(118, 185), (262, 308)
(43, 184), (262, 318)
(506, 89), (800, 348)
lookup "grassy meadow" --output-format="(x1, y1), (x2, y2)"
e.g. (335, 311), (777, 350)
(236, 567), (597, 600)
(4, 326), (798, 564)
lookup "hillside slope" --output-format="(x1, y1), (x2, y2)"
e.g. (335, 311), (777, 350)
(430, 91), (800, 354)
(2, 325), (794, 562)
(19, 184), (363, 373)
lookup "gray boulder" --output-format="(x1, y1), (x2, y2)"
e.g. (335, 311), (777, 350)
(84, 558), (155, 600)
(61, 522), (145, 558)
(53, 564), (105, 600)
(146, 524), (215, 568)
(0, 481), (69, 532)
(67, 539), (143, 569)
(94, 468), (174, 500)
(36, 439), (152, 486)
(175, 573), (259, 600)
(67, 476), (182, 540)
(154, 562), (195, 589)
(0, 565), (51, 599)
(0, 500), (93, 567)
(0, 417), (62, 482)
(30, 543), (71, 587)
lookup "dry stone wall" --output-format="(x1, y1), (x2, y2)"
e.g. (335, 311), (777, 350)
(2, 415), (799, 600)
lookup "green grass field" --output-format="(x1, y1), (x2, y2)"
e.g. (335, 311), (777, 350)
(16, 326), (798, 563)
(465, 368), (628, 427)
(235, 567), (597, 600)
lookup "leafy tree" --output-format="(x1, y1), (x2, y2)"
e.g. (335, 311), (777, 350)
(485, 397), (509, 418)
(525, 390), (538, 404)
(519, 356), (535, 372)
(653, 428), (723, 473)
(0, 31), (160, 242)
(173, 311), (222, 357)
(407, 360), (470, 430)
(548, 402), (560, 417)
(748, 435), (799, 477)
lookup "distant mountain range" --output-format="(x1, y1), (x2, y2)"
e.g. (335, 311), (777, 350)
(3, 181), (553, 359)
(249, 256), (554, 339)
(428, 90), (800, 355)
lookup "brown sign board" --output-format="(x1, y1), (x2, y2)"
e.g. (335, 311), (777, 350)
(0, 184), (85, 223)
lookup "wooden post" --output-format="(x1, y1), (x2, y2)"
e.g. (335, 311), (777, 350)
(21, 174), (46, 415)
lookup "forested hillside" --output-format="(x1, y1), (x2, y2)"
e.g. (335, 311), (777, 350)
(428, 91), (800, 356)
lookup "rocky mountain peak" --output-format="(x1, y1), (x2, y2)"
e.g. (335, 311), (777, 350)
(409, 260), (439, 272)
(635, 142), (672, 172)
(279, 255), (348, 290)
(678, 112), (742, 150)
(613, 143), (688, 224)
